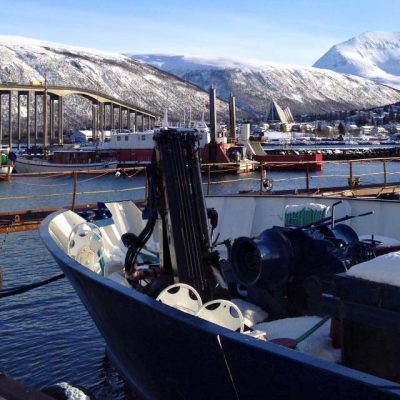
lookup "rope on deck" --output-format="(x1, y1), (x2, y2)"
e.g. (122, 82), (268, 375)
(295, 315), (330, 345)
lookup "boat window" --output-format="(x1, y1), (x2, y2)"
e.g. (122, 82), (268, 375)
(125, 136), (129, 141)
(141, 135), (146, 140)
(117, 136), (121, 141)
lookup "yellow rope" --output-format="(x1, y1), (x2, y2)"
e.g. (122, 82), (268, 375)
(2, 157), (399, 201)
(78, 170), (114, 183)
(203, 177), (259, 185)
(10, 177), (72, 187)
(0, 186), (145, 201)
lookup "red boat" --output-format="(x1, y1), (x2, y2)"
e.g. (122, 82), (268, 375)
(253, 153), (323, 171)
(109, 124), (214, 166)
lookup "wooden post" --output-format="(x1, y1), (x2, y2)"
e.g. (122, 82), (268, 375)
(383, 160), (387, 187)
(71, 172), (78, 210)
(207, 164), (211, 195)
(259, 163), (263, 194)
(306, 163), (310, 193)
(349, 161), (353, 188)
(144, 167), (148, 199)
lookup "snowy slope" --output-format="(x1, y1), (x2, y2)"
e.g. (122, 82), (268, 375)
(313, 32), (400, 89)
(0, 35), (228, 129)
(0, 34), (398, 126)
(132, 54), (400, 116)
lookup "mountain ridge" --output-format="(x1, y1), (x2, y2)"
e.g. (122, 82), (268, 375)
(0, 35), (229, 129)
(0, 35), (398, 129)
(132, 53), (400, 116)
(313, 31), (400, 89)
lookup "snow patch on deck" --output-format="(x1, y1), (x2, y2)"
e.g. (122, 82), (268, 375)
(347, 251), (400, 286)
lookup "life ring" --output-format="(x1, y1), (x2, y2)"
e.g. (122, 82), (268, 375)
(263, 178), (273, 191)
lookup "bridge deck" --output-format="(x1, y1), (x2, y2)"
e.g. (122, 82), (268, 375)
(0, 83), (157, 117)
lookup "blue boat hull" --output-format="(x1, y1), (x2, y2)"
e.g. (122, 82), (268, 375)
(40, 211), (400, 399)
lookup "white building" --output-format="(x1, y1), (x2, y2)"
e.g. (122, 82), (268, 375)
(70, 129), (112, 144)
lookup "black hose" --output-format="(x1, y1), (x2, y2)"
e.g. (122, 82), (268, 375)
(124, 150), (159, 274)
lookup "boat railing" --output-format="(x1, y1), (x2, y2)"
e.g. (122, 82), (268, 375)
(1, 157), (400, 233)
(202, 156), (400, 196)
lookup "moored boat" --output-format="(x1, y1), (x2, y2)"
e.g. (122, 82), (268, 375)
(243, 135), (323, 171)
(253, 153), (323, 171)
(0, 146), (16, 181)
(40, 129), (400, 399)
(14, 148), (118, 173)
(109, 122), (237, 167)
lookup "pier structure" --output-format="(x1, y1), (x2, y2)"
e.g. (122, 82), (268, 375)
(0, 83), (157, 150)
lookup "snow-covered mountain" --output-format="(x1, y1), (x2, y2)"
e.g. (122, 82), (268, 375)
(313, 32), (400, 89)
(131, 54), (400, 116)
(0, 36), (228, 129)
(0, 35), (399, 127)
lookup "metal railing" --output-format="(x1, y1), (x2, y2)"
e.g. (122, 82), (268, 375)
(1, 157), (400, 222)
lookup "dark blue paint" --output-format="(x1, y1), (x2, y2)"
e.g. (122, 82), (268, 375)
(39, 210), (400, 399)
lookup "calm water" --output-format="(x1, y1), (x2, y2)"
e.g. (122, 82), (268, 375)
(1, 161), (400, 398)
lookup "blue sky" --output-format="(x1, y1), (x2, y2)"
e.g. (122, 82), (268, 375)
(1, 0), (399, 66)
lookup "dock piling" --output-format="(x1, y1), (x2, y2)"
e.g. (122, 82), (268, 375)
(72, 172), (78, 210)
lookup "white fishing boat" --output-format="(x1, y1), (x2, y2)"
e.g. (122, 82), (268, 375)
(14, 148), (118, 173)
(40, 129), (400, 399)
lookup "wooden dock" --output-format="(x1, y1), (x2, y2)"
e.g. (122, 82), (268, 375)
(0, 204), (98, 234)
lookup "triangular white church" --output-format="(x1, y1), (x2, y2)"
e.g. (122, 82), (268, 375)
(266, 100), (294, 124)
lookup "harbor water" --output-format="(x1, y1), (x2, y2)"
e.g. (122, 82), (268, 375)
(1, 161), (400, 398)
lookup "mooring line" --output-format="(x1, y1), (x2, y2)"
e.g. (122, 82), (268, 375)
(0, 274), (65, 298)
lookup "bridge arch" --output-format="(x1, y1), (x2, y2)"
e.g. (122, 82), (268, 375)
(0, 83), (158, 148)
